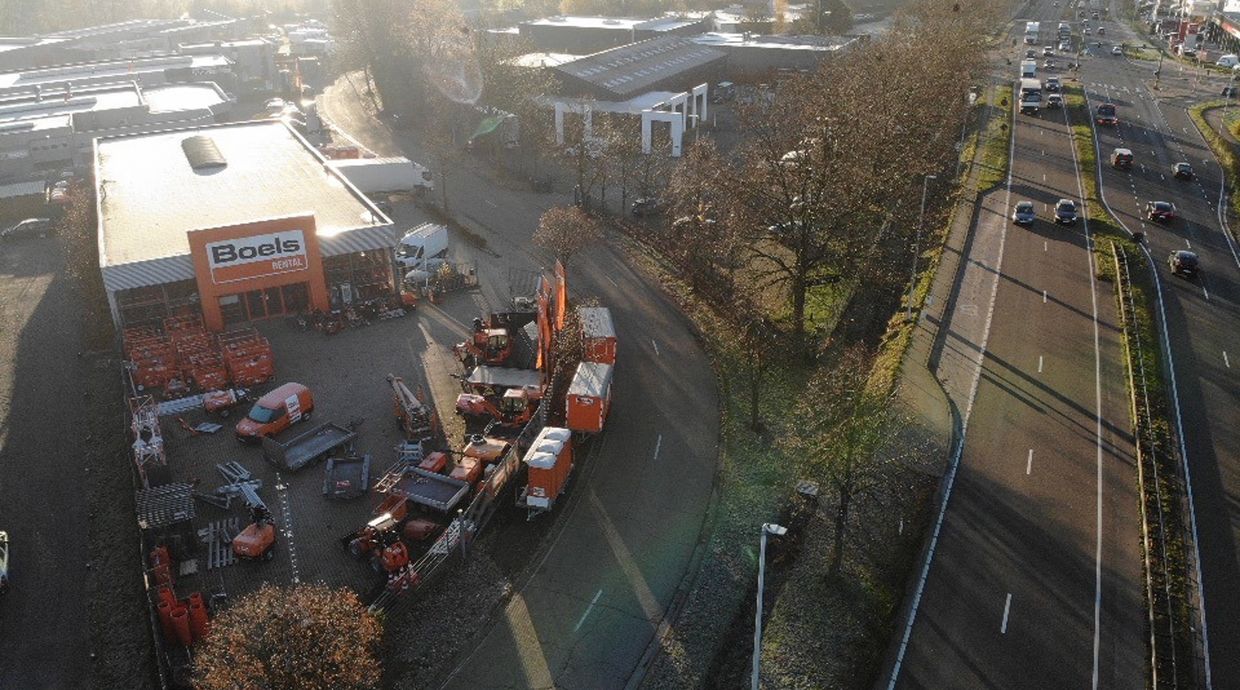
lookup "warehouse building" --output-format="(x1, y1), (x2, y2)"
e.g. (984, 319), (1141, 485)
(95, 119), (398, 331)
(0, 54), (236, 95)
(518, 15), (711, 54)
(690, 32), (862, 78)
(0, 80), (231, 181)
(552, 35), (726, 100)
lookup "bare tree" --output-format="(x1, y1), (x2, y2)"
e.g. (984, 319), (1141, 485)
(195, 583), (382, 690)
(533, 205), (603, 266)
(779, 347), (906, 577)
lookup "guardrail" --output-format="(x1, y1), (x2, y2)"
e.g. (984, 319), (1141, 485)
(1111, 246), (1199, 688)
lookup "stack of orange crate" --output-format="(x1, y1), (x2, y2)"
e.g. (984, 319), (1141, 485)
(219, 327), (275, 387)
(166, 316), (216, 392)
(124, 325), (177, 391)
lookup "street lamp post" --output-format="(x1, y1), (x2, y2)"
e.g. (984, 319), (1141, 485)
(751, 522), (787, 690)
(905, 174), (937, 321)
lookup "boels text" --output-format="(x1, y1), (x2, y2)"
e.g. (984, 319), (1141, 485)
(204, 230), (309, 284)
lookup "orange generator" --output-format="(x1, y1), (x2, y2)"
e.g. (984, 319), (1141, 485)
(565, 362), (613, 434)
(522, 427), (573, 511)
(578, 307), (616, 365)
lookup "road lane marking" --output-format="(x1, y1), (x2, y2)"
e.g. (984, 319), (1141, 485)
(573, 589), (604, 633)
(1043, 173), (1047, 182)
(1027, 449), (1034, 475)
(1001, 593), (1012, 634)
(1038, 355), (1044, 373)
(1203, 286), (1210, 301)
(652, 339), (659, 356)
(1186, 239), (1192, 248)
(1043, 290), (1048, 303)
(605, 275), (620, 288)
(485, 199), (497, 208)
(1044, 241), (1048, 252)
(1224, 351), (1231, 368)
(653, 434), (662, 461)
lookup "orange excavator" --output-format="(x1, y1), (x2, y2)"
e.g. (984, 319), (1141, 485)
(345, 511), (411, 573)
(453, 317), (513, 368)
(455, 387), (540, 428)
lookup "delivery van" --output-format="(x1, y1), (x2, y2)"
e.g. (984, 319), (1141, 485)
(235, 382), (314, 442)
(395, 223), (449, 271)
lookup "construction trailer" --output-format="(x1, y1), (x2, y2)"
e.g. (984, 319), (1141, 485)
(387, 374), (437, 443)
(519, 426), (573, 514)
(578, 306), (616, 365)
(565, 362), (613, 434)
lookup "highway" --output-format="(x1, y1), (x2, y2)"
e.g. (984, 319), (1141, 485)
(1081, 11), (1240, 684)
(889, 3), (1144, 687)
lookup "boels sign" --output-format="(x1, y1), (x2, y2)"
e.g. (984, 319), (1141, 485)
(206, 230), (309, 284)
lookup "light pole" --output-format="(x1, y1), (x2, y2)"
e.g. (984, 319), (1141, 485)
(751, 522), (787, 690)
(905, 174), (937, 321)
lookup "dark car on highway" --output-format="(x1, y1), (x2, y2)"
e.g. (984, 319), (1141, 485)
(1055, 198), (1079, 224)
(1146, 200), (1176, 221)
(0, 218), (52, 240)
(1168, 250), (1199, 277)
(1012, 200), (1037, 224)
(1173, 162), (1194, 180)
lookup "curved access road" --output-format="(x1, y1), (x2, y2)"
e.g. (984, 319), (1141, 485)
(319, 77), (720, 689)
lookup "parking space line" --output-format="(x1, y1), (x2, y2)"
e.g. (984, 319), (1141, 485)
(573, 589), (604, 633)
(1027, 449), (1034, 475)
(1001, 593), (1013, 634)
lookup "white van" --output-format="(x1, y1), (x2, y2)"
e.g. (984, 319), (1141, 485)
(395, 223), (449, 272)
(1217, 54), (1240, 68)
(1021, 59), (1038, 78)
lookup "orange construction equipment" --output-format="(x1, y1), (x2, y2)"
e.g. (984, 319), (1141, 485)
(455, 387), (538, 428)
(232, 505), (276, 560)
(387, 375), (436, 441)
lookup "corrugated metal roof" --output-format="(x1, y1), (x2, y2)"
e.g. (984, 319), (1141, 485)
(0, 180), (44, 199)
(554, 36), (725, 98)
(568, 361), (613, 398)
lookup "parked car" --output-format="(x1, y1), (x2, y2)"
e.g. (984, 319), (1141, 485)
(0, 530), (8, 595)
(1173, 162), (1194, 180)
(631, 196), (663, 216)
(0, 218), (52, 240)
(1168, 250), (1199, 277)
(1046, 93), (1064, 108)
(1055, 198), (1079, 224)
(1012, 200), (1037, 224)
(1146, 200), (1176, 221)
(235, 382), (315, 443)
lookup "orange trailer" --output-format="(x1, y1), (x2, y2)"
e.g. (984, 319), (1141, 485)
(565, 362), (613, 434)
(522, 427), (573, 512)
(578, 307), (616, 365)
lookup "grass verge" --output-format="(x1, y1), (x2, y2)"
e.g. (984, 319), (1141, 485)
(1067, 82), (1200, 687)
(977, 84), (1015, 193)
(1188, 100), (1240, 225)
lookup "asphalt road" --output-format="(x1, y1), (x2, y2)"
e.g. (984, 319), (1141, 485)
(318, 78), (720, 689)
(1080, 13), (1240, 685)
(0, 236), (92, 687)
(891, 5), (1143, 687)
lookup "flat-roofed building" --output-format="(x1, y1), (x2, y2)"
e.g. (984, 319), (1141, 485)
(95, 119), (397, 330)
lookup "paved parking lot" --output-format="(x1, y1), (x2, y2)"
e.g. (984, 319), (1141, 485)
(153, 195), (508, 603)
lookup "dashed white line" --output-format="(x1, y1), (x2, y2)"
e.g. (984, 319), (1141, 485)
(1027, 449), (1034, 475)
(1001, 593), (1013, 634)
(1203, 286), (1210, 301)
(1043, 290), (1048, 303)
(652, 339), (659, 356)
(1186, 239), (1192, 248)
(653, 434), (662, 461)
(573, 589), (604, 633)
(605, 275), (620, 288)
(275, 472), (299, 584)
(1224, 351), (1231, 369)
(1044, 241), (1048, 252)
(1038, 355), (1044, 373)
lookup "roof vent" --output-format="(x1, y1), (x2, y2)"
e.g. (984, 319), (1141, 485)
(181, 135), (226, 171)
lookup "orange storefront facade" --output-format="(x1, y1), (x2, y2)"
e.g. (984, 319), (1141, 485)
(187, 214), (330, 331)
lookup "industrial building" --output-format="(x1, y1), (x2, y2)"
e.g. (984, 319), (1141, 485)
(0, 54), (236, 95)
(518, 15), (711, 54)
(94, 119), (398, 331)
(180, 39), (279, 94)
(0, 80), (231, 181)
(551, 36), (726, 100)
(690, 32), (862, 78)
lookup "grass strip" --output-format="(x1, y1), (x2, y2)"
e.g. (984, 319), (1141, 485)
(1187, 100), (1240, 226)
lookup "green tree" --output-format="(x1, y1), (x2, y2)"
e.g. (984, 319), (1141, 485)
(194, 583), (383, 690)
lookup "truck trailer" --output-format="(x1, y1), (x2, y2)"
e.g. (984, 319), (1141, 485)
(329, 157), (434, 195)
